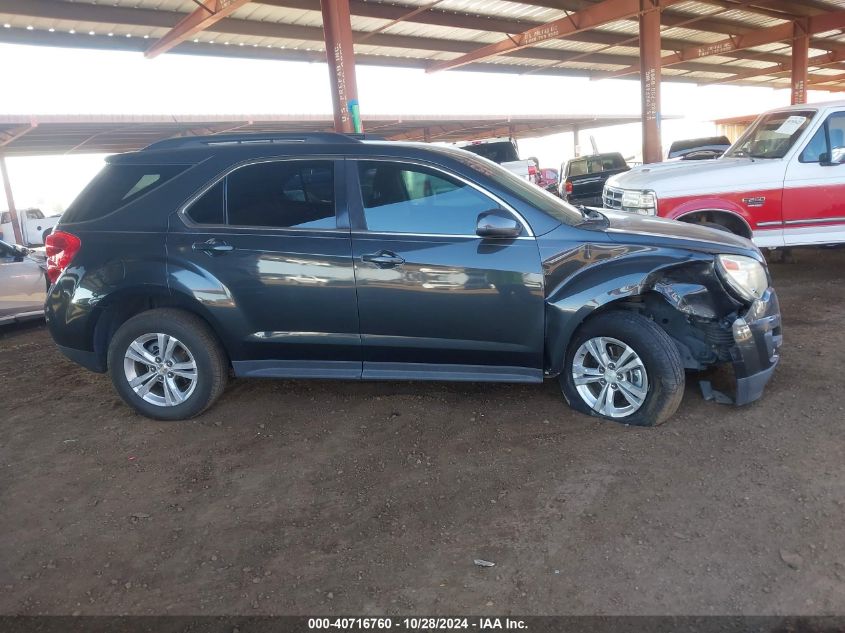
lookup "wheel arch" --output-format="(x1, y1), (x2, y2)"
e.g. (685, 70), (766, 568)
(91, 288), (233, 371)
(674, 208), (754, 239)
(544, 255), (729, 375)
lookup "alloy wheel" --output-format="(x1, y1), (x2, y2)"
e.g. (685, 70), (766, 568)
(571, 336), (649, 418)
(123, 333), (198, 407)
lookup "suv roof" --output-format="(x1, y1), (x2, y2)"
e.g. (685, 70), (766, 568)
(142, 132), (380, 152)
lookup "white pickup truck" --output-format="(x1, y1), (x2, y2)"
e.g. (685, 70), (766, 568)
(0, 208), (60, 246)
(603, 100), (845, 248)
(455, 137), (539, 184)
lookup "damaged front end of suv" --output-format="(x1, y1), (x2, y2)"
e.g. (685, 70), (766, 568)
(641, 257), (781, 404)
(540, 220), (782, 409)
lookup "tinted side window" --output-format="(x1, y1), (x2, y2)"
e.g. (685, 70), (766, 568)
(358, 161), (497, 235)
(226, 160), (335, 229)
(800, 113), (845, 163)
(186, 181), (225, 225)
(63, 164), (188, 223)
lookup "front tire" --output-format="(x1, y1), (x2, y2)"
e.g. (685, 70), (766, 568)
(560, 311), (684, 427)
(107, 308), (228, 420)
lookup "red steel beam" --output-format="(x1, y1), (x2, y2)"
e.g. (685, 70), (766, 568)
(145, 0), (254, 58)
(791, 20), (810, 104)
(640, 2), (662, 165)
(595, 8), (845, 80)
(703, 47), (845, 86)
(426, 0), (685, 73)
(321, 0), (361, 133)
(808, 70), (845, 86)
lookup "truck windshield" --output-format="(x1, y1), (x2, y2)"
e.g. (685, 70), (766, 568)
(461, 141), (520, 164)
(567, 154), (627, 176)
(725, 110), (816, 159)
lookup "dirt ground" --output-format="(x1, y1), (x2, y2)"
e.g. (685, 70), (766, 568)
(1, 247), (844, 616)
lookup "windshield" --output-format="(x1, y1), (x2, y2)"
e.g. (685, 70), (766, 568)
(567, 154), (627, 176)
(460, 141), (520, 164)
(437, 146), (584, 226)
(725, 110), (816, 159)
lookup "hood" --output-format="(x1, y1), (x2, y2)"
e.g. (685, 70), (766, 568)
(597, 209), (762, 259)
(606, 157), (780, 195)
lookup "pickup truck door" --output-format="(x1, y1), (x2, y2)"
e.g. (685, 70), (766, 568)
(783, 111), (845, 245)
(348, 158), (545, 381)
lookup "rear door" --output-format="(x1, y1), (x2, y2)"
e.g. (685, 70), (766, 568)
(167, 158), (361, 377)
(783, 110), (845, 245)
(348, 158), (545, 382)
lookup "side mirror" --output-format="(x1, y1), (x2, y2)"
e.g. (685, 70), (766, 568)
(476, 210), (522, 238)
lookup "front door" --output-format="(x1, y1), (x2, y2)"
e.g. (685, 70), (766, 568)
(167, 158), (361, 378)
(783, 110), (845, 245)
(348, 159), (545, 382)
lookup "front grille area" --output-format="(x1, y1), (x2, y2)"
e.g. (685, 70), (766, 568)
(603, 185), (624, 209)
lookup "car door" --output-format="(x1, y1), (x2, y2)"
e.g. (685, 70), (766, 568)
(167, 158), (361, 378)
(348, 158), (545, 381)
(783, 110), (845, 245)
(0, 241), (45, 319)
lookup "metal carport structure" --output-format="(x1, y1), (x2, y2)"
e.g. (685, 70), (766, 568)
(2, 0), (845, 154)
(0, 112), (647, 242)
(1, 0), (845, 241)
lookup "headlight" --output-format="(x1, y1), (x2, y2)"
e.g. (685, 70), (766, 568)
(620, 190), (657, 215)
(716, 255), (768, 302)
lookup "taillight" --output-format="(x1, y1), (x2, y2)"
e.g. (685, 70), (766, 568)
(565, 180), (573, 194)
(45, 230), (81, 284)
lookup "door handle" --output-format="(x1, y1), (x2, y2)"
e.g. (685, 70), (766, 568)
(192, 239), (234, 255)
(362, 251), (405, 268)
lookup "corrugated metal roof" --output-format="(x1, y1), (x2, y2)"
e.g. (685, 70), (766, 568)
(0, 0), (844, 90)
(0, 113), (658, 155)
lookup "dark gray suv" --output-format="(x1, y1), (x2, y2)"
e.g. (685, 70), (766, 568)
(44, 133), (781, 426)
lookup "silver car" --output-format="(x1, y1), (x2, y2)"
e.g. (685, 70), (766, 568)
(0, 239), (47, 325)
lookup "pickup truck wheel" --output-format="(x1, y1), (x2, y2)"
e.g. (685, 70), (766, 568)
(561, 311), (684, 427)
(42, 228), (53, 244)
(107, 308), (228, 421)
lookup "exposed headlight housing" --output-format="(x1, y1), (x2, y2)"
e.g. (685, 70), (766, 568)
(620, 190), (657, 215)
(716, 254), (768, 302)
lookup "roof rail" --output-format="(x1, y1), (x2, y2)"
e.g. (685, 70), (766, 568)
(143, 131), (371, 151)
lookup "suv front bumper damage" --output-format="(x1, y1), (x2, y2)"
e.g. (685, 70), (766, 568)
(730, 287), (781, 405)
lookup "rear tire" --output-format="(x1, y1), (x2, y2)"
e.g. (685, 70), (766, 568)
(42, 228), (53, 245)
(107, 308), (228, 420)
(560, 311), (685, 427)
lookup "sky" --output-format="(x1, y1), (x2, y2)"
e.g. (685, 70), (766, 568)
(0, 41), (840, 213)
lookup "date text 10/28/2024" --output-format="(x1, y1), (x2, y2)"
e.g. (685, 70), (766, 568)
(307, 618), (528, 630)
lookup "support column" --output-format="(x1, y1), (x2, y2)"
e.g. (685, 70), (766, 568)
(791, 20), (810, 105)
(0, 155), (23, 245)
(639, 2), (662, 164)
(573, 126), (581, 157)
(320, 0), (362, 133)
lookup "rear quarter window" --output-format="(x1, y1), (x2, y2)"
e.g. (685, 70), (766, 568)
(62, 164), (189, 223)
